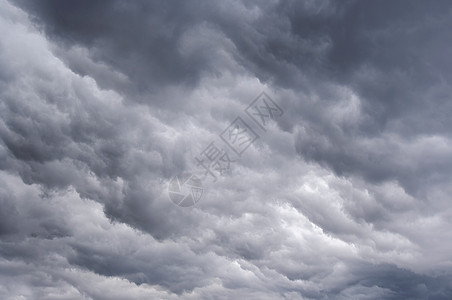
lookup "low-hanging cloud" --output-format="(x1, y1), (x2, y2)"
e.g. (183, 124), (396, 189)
(2, 0), (452, 299)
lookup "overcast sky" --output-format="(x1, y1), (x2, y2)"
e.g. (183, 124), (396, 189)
(1, 0), (452, 299)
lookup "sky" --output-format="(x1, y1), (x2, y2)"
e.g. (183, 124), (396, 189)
(1, 0), (452, 299)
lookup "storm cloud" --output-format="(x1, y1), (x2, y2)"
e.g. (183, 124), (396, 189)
(1, 0), (452, 299)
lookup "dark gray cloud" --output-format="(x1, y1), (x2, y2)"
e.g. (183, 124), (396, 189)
(1, 0), (452, 299)
(11, 0), (230, 100)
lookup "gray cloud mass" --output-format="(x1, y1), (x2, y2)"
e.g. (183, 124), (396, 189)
(1, 0), (452, 299)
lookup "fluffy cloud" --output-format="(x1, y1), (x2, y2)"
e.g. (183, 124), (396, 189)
(1, 0), (452, 299)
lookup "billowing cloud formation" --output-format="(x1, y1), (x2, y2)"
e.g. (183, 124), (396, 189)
(1, 0), (452, 299)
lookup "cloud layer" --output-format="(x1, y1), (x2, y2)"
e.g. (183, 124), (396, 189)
(1, 0), (452, 299)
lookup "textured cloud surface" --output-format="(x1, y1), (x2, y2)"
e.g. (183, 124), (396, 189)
(1, 0), (452, 299)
